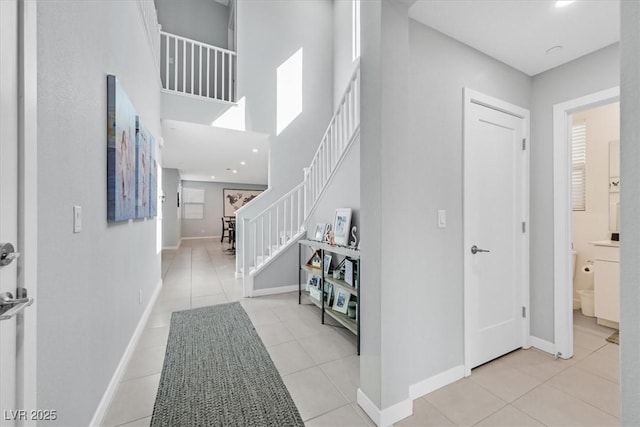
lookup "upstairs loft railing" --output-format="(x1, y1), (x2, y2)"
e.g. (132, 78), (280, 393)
(160, 31), (236, 103)
(241, 63), (361, 278)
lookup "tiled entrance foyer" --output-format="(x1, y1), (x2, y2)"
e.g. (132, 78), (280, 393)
(103, 238), (619, 427)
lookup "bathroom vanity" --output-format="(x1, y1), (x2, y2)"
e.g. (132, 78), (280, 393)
(592, 240), (620, 328)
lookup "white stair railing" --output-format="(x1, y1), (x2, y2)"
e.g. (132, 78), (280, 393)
(160, 31), (236, 103)
(304, 64), (360, 218)
(241, 62), (360, 281)
(243, 183), (305, 273)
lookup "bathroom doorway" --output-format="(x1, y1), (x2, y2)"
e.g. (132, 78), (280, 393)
(571, 101), (620, 347)
(552, 87), (620, 359)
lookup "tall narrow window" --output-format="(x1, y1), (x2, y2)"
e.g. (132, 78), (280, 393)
(571, 122), (586, 211)
(352, 0), (361, 61)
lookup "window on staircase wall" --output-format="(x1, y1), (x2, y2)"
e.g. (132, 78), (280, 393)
(276, 48), (303, 135)
(352, 0), (361, 61)
(572, 121), (586, 211)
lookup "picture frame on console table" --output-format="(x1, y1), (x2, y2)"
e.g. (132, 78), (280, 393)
(333, 289), (350, 314)
(333, 208), (352, 246)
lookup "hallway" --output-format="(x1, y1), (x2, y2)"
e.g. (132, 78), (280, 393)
(102, 238), (370, 426)
(101, 239), (619, 427)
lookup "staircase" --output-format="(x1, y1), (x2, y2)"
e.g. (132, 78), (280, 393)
(239, 62), (361, 295)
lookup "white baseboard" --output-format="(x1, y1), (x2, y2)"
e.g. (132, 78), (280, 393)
(409, 365), (465, 400)
(180, 235), (217, 240)
(89, 278), (162, 427)
(250, 284), (298, 297)
(162, 245), (179, 250)
(530, 336), (556, 356)
(356, 389), (412, 427)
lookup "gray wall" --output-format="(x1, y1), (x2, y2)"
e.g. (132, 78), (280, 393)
(162, 168), (182, 247)
(253, 137), (361, 292)
(36, 1), (162, 425)
(155, 0), (230, 49)
(235, 0), (334, 278)
(620, 1), (640, 423)
(333, 0), (357, 110)
(530, 43), (620, 341)
(306, 138), (360, 242)
(406, 21), (532, 387)
(181, 180), (267, 238)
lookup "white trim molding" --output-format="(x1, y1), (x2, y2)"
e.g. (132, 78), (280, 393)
(181, 235), (217, 240)
(529, 336), (556, 356)
(89, 279), (163, 427)
(250, 284), (299, 298)
(409, 365), (465, 400)
(356, 389), (412, 427)
(552, 86), (619, 360)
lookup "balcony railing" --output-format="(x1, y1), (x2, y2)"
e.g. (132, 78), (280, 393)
(160, 31), (236, 103)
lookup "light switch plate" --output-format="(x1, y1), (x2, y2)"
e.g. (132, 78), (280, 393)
(73, 206), (82, 233)
(438, 210), (446, 228)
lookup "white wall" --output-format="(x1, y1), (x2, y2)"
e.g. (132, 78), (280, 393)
(620, 1), (640, 423)
(571, 103), (619, 300)
(530, 43), (620, 342)
(180, 180), (267, 238)
(162, 168), (181, 247)
(36, 1), (162, 425)
(155, 0), (230, 49)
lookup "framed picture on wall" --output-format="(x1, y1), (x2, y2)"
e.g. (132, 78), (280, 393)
(107, 75), (138, 222)
(223, 188), (264, 216)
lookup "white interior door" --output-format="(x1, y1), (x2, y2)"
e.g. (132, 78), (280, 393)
(464, 89), (529, 371)
(1, 0), (20, 424)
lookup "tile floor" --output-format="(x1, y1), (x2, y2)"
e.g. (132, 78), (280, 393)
(102, 238), (620, 427)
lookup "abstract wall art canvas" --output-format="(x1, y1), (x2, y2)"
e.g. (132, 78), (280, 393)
(107, 75), (138, 222)
(148, 133), (158, 218)
(223, 188), (264, 216)
(135, 118), (151, 219)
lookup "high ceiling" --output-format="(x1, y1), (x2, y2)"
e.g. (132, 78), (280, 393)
(161, 120), (269, 184)
(409, 0), (620, 76)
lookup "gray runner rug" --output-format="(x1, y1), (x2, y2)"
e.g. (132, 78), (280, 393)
(150, 302), (304, 427)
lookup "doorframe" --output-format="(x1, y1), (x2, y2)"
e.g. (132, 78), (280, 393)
(552, 86), (619, 360)
(16, 0), (38, 416)
(463, 88), (531, 375)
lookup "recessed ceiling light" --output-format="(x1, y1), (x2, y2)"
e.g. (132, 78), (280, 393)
(555, 1), (576, 8)
(240, 161), (246, 165)
(232, 169), (238, 174)
(545, 45), (564, 55)
(252, 148), (259, 153)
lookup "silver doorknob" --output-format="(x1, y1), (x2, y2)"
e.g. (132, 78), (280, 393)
(471, 245), (490, 254)
(0, 242), (20, 266)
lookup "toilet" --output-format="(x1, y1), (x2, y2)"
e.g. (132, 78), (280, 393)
(572, 251), (579, 309)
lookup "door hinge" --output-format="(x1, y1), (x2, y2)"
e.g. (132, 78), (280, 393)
(522, 222), (526, 233)
(522, 138), (526, 150)
(522, 306), (526, 318)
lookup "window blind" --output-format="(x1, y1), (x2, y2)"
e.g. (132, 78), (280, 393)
(572, 122), (586, 211)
